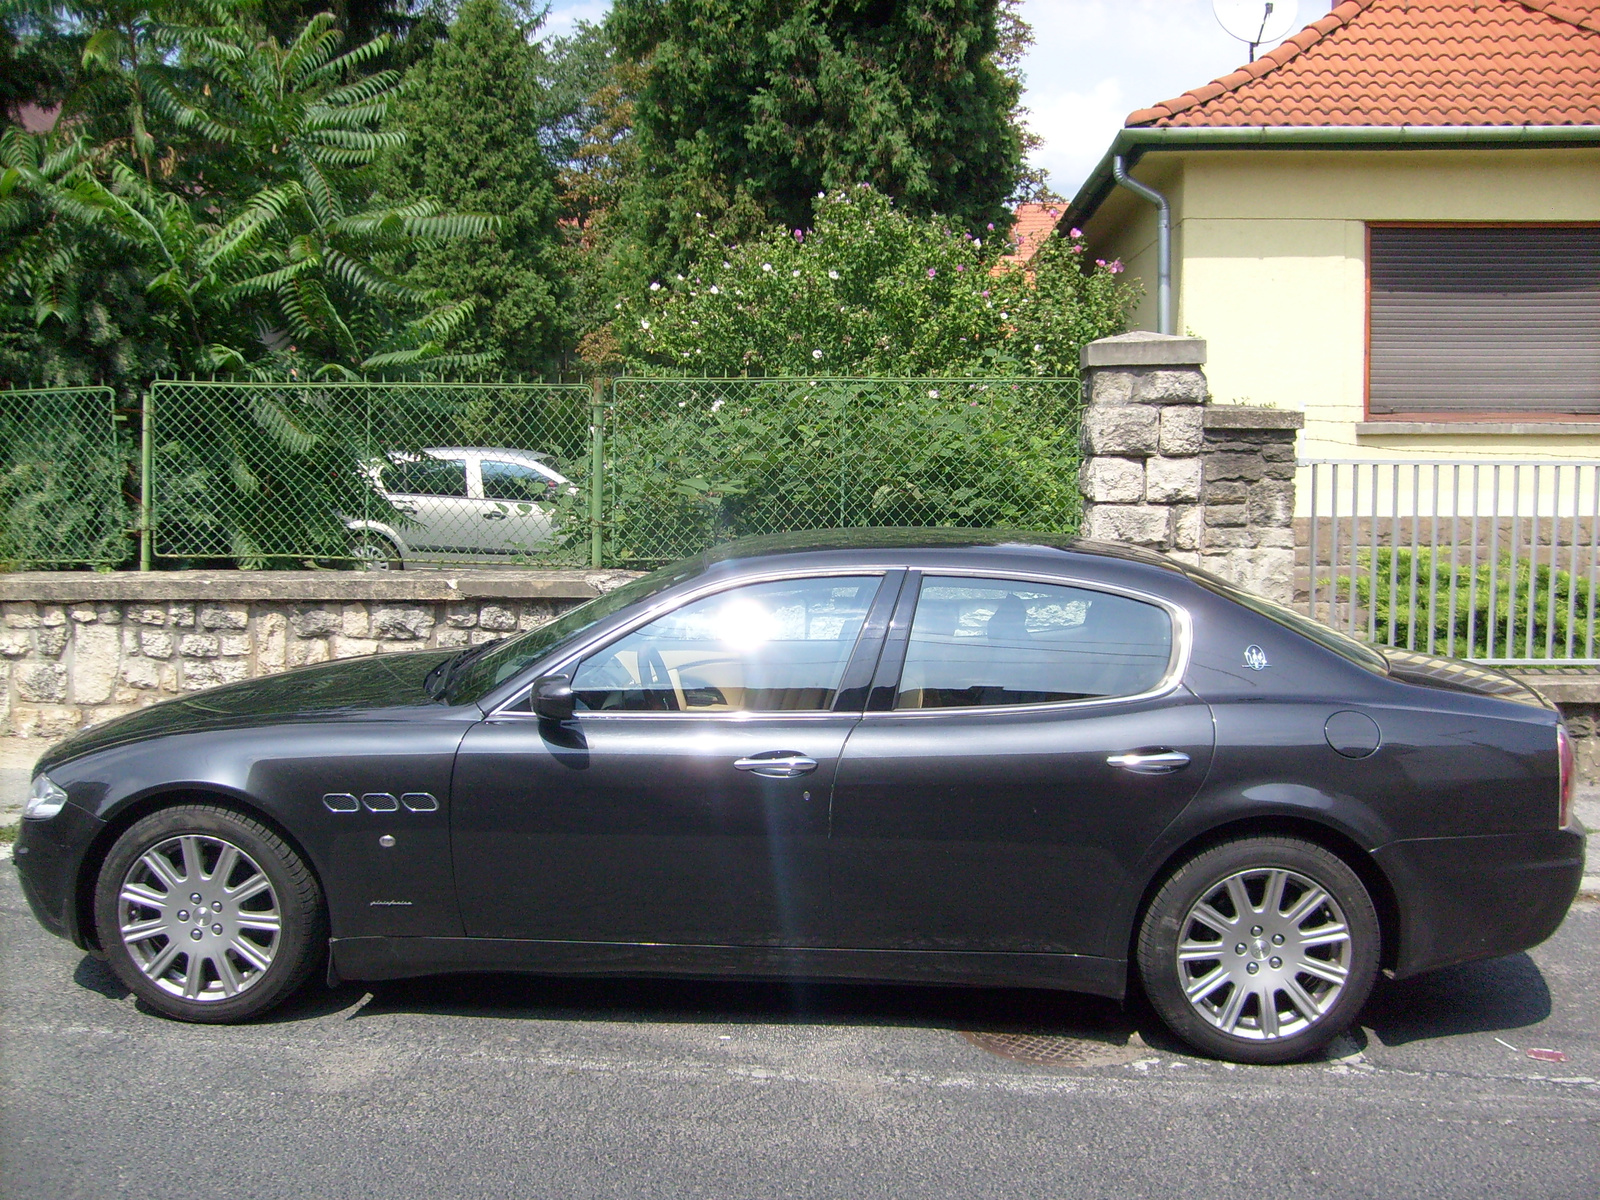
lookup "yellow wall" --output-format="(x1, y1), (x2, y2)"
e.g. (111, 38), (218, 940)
(1082, 148), (1600, 475)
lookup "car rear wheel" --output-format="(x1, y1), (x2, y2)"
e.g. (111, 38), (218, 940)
(349, 531), (403, 571)
(94, 805), (326, 1023)
(1137, 836), (1380, 1064)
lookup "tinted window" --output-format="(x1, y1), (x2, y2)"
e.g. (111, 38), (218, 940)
(896, 577), (1173, 709)
(572, 576), (880, 713)
(385, 456), (467, 497)
(482, 459), (554, 502)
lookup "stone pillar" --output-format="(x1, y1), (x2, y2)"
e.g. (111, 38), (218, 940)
(1078, 331), (1304, 604)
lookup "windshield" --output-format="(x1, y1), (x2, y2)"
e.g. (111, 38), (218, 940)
(445, 561), (704, 704)
(1185, 569), (1390, 675)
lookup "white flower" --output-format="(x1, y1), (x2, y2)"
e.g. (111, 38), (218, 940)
(973, 238), (981, 248)
(928, 389), (940, 399)
(613, 302), (622, 310)
(1033, 344), (1043, 354)
(723, 261), (731, 269)
(711, 398), (725, 411)
(678, 400), (687, 407)
(690, 319), (699, 326)
(792, 269), (800, 277)
(1000, 312), (1009, 320)
(649, 281), (661, 291)
(709, 285), (719, 294)
(640, 319), (650, 329)
(762, 263), (772, 271)
(828, 269), (839, 280)
(676, 274), (684, 281)
(812, 349), (823, 360)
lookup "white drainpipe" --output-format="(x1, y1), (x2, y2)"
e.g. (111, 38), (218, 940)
(1112, 155), (1173, 335)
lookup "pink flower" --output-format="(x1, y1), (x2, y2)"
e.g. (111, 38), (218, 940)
(1109, 260), (1125, 274)
(981, 290), (990, 297)
(954, 263), (965, 272)
(927, 267), (937, 278)
(1096, 259), (1107, 267)
(986, 223), (995, 231)
(793, 229), (804, 242)
(1070, 228), (1083, 239)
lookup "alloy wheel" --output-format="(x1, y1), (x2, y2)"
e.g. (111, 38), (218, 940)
(1175, 866), (1352, 1041)
(116, 834), (282, 1001)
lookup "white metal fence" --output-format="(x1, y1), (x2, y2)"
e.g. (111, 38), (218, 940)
(1299, 460), (1599, 666)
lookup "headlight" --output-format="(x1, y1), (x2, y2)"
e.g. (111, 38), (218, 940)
(23, 775), (68, 821)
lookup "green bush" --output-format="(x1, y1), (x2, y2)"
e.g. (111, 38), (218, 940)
(1340, 547), (1596, 660)
(602, 377), (1080, 564)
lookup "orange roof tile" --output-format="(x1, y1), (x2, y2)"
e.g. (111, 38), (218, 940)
(1127, 0), (1600, 128)
(1000, 202), (1064, 265)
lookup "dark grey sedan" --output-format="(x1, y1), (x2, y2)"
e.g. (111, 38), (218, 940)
(14, 530), (1586, 1063)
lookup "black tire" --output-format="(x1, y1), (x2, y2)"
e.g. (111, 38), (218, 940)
(349, 530), (403, 571)
(1136, 836), (1380, 1065)
(94, 804), (327, 1023)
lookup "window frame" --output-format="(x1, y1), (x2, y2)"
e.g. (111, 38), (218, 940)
(1364, 220), (1600, 424)
(860, 569), (1192, 720)
(487, 568), (902, 721)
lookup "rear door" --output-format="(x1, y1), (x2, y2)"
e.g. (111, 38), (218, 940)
(475, 457), (561, 557)
(828, 572), (1214, 958)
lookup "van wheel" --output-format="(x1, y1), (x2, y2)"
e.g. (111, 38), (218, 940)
(349, 531), (402, 570)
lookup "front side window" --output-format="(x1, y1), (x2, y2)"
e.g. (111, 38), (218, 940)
(385, 455), (467, 497)
(572, 576), (881, 713)
(895, 576), (1174, 709)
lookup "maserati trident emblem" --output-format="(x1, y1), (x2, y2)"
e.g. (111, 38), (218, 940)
(1244, 645), (1269, 671)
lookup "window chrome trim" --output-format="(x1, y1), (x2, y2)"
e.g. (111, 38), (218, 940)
(862, 568), (1193, 720)
(485, 566), (897, 719)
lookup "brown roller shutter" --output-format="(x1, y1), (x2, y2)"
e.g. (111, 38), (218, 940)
(1368, 225), (1600, 415)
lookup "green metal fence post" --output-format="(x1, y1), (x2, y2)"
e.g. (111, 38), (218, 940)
(139, 387), (154, 571)
(589, 378), (606, 568)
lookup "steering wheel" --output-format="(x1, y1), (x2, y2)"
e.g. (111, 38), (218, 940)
(639, 643), (679, 712)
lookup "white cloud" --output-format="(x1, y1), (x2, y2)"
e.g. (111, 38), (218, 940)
(538, 0), (607, 41)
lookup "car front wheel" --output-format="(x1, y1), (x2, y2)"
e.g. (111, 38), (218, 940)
(94, 805), (327, 1023)
(1137, 836), (1380, 1064)
(349, 530), (403, 570)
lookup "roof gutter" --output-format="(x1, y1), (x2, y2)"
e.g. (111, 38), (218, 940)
(1064, 124), (1600, 233)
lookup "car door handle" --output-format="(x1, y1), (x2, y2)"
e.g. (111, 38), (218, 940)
(482, 510), (508, 520)
(1106, 750), (1191, 775)
(733, 754), (818, 779)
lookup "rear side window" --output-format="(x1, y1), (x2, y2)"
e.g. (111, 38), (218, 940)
(481, 459), (555, 502)
(385, 456), (467, 497)
(895, 577), (1174, 709)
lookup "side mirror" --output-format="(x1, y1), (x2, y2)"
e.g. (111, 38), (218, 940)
(531, 673), (575, 721)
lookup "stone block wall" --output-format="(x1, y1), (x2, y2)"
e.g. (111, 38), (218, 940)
(1078, 331), (1303, 605)
(0, 571), (636, 739)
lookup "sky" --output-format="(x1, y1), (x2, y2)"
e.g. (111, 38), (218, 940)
(536, 0), (1338, 201)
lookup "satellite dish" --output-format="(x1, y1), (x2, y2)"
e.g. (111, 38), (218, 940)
(1213, 0), (1300, 59)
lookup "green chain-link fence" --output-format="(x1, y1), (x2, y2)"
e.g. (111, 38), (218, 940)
(147, 380), (595, 568)
(603, 377), (1083, 566)
(0, 385), (130, 568)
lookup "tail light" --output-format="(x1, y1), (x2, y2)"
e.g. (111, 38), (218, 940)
(1557, 723), (1575, 829)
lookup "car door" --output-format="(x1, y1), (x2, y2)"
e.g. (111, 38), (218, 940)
(828, 571), (1214, 958)
(450, 571), (895, 948)
(475, 457), (560, 557)
(380, 453), (474, 554)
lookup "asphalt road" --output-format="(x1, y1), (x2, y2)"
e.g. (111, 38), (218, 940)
(2, 869), (1598, 1200)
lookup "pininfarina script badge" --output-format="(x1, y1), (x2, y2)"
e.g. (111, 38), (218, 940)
(1244, 645), (1269, 671)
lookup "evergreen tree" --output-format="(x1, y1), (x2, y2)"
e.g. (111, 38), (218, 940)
(607, 0), (1028, 274)
(384, 0), (566, 374)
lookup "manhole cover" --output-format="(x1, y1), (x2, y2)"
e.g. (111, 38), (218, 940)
(960, 1030), (1146, 1067)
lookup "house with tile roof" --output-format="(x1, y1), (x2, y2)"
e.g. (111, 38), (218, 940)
(1063, 0), (1600, 465)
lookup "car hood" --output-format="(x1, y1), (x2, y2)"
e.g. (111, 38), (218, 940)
(1381, 647), (1552, 710)
(38, 650), (458, 771)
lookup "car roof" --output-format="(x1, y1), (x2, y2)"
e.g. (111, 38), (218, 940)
(694, 528), (1187, 574)
(412, 448), (555, 463)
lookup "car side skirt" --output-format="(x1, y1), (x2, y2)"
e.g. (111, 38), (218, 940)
(329, 937), (1128, 1000)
